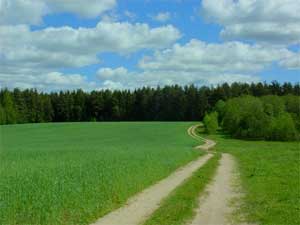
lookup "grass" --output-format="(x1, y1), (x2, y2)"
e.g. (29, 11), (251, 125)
(198, 128), (300, 225)
(143, 153), (221, 225)
(0, 122), (201, 225)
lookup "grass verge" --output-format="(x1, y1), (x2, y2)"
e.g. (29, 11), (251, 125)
(143, 153), (221, 225)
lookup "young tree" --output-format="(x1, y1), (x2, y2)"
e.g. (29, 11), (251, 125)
(2, 91), (17, 124)
(0, 104), (5, 125)
(214, 99), (226, 124)
(203, 111), (218, 134)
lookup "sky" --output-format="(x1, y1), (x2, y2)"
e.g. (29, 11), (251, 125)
(0, 0), (299, 91)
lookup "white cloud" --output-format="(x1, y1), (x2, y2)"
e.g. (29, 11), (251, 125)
(47, 0), (116, 18)
(0, 21), (180, 90)
(0, 22), (180, 68)
(101, 80), (124, 90)
(0, 0), (116, 25)
(0, 71), (96, 91)
(95, 40), (300, 89)
(96, 69), (261, 90)
(139, 40), (292, 73)
(97, 67), (129, 80)
(124, 10), (136, 20)
(152, 12), (171, 22)
(0, 0), (47, 25)
(202, 0), (300, 46)
(279, 52), (300, 70)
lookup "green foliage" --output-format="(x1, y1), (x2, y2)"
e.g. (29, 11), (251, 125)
(0, 104), (5, 125)
(267, 112), (297, 141)
(222, 95), (299, 141)
(1, 91), (17, 124)
(203, 111), (218, 134)
(223, 96), (269, 139)
(214, 99), (226, 124)
(0, 122), (200, 225)
(261, 95), (285, 117)
(143, 154), (221, 225)
(0, 82), (299, 125)
(283, 94), (300, 131)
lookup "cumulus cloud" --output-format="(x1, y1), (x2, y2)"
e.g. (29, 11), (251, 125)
(279, 52), (300, 70)
(0, 22), (180, 68)
(97, 67), (129, 80)
(0, 71), (96, 91)
(96, 69), (261, 90)
(0, 0), (47, 25)
(0, 0), (116, 25)
(96, 39), (299, 89)
(201, 0), (300, 46)
(152, 12), (171, 22)
(0, 20), (180, 90)
(139, 40), (292, 73)
(47, 0), (116, 18)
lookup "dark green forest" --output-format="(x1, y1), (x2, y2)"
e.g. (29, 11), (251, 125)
(0, 82), (299, 126)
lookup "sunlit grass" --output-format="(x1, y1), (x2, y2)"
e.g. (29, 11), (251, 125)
(0, 122), (201, 225)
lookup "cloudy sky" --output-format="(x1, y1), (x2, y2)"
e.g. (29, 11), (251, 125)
(0, 0), (299, 91)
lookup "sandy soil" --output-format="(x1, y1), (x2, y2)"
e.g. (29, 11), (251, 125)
(187, 124), (216, 150)
(189, 153), (239, 225)
(91, 153), (213, 225)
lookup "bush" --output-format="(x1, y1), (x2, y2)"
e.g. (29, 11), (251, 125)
(214, 100), (226, 124)
(221, 95), (298, 141)
(283, 95), (300, 131)
(261, 95), (285, 117)
(223, 96), (269, 139)
(203, 112), (218, 134)
(267, 113), (298, 141)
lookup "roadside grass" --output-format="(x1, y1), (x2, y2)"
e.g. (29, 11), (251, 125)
(143, 153), (221, 225)
(196, 127), (300, 225)
(0, 122), (201, 225)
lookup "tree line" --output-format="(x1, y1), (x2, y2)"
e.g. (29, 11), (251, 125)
(0, 82), (299, 125)
(204, 94), (300, 141)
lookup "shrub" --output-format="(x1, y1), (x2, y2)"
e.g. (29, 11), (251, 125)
(261, 95), (285, 117)
(267, 113), (298, 141)
(223, 96), (269, 139)
(214, 100), (226, 124)
(221, 95), (298, 141)
(203, 111), (218, 134)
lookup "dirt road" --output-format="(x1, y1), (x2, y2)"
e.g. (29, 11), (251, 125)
(188, 153), (238, 225)
(187, 124), (249, 225)
(187, 124), (216, 150)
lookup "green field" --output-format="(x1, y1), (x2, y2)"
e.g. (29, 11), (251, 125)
(201, 130), (300, 225)
(1, 122), (299, 225)
(0, 122), (201, 225)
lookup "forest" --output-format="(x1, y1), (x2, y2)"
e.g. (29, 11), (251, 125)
(0, 81), (299, 125)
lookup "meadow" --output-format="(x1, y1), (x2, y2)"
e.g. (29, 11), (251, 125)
(206, 131), (300, 225)
(0, 122), (201, 225)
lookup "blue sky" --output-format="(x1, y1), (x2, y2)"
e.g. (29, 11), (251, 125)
(0, 0), (299, 91)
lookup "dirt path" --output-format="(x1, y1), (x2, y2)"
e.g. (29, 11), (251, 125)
(189, 153), (240, 225)
(91, 153), (213, 225)
(187, 124), (216, 150)
(188, 124), (249, 225)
